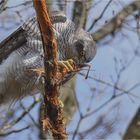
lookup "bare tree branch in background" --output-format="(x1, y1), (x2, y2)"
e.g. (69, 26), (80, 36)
(88, 0), (113, 31)
(0, 0), (8, 13)
(124, 108), (140, 139)
(92, 0), (140, 42)
(72, 0), (93, 28)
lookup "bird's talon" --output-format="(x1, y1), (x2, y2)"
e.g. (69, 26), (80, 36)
(59, 100), (64, 108)
(28, 59), (77, 84)
(58, 59), (76, 72)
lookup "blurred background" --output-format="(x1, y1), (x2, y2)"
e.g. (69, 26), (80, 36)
(0, 0), (140, 139)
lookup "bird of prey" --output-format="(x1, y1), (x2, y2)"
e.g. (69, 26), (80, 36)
(0, 11), (96, 104)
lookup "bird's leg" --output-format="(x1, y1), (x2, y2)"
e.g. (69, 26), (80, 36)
(28, 59), (78, 84)
(30, 59), (78, 74)
(57, 59), (78, 72)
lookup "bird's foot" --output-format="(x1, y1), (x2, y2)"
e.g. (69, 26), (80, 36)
(57, 59), (78, 73)
(28, 59), (78, 84)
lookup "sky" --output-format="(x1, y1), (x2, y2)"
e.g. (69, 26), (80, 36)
(68, 0), (140, 139)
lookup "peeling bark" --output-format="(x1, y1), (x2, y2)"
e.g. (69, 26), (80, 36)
(33, 1), (67, 139)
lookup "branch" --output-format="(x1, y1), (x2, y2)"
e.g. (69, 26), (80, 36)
(0, 0), (8, 14)
(0, 125), (30, 137)
(124, 108), (140, 139)
(0, 98), (39, 132)
(88, 0), (113, 31)
(92, 0), (140, 42)
(33, 1), (67, 139)
(72, 0), (92, 28)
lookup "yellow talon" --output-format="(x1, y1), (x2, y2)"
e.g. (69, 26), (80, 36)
(65, 61), (74, 71)
(59, 100), (64, 108)
(28, 59), (77, 84)
(59, 61), (70, 71)
(58, 59), (76, 72)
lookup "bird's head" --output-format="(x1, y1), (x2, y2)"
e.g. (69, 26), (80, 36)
(71, 28), (96, 64)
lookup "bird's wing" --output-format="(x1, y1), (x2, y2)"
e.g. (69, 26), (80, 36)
(0, 27), (27, 64)
(0, 11), (66, 64)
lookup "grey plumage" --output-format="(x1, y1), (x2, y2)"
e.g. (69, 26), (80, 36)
(0, 11), (96, 104)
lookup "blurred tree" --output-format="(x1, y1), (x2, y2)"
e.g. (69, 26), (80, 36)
(124, 108), (140, 139)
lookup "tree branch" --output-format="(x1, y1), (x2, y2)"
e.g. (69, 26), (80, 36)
(92, 0), (140, 42)
(72, 0), (92, 28)
(0, 125), (30, 137)
(33, 1), (67, 139)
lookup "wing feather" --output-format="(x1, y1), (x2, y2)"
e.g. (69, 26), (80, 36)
(0, 11), (66, 64)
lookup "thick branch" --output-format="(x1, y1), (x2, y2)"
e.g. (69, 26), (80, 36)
(92, 0), (140, 42)
(124, 108), (140, 139)
(33, 1), (66, 139)
(33, 0), (57, 61)
(72, 0), (92, 28)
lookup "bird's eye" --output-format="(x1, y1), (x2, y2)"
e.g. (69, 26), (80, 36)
(80, 51), (85, 56)
(75, 41), (84, 53)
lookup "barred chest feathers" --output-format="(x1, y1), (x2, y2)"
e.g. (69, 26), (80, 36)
(0, 11), (96, 104)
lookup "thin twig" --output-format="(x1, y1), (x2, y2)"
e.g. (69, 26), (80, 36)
(0, 125), (30, 136)
(88, 0), (113, 31)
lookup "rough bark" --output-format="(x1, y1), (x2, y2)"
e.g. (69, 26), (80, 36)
(33, 1), (66, 139)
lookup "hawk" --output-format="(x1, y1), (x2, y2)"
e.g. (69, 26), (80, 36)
(0, 11), (96, 104)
